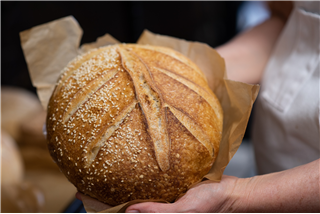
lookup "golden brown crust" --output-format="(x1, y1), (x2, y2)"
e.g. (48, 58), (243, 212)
(119, 48), (170, 172)
(46, 44), (223, 205)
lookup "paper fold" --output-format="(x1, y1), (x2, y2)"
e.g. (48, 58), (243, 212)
(20, 16), (83, 109)
(20, 17), (259, 213)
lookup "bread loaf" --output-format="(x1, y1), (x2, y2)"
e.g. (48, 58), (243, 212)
(1, 87), (42, 142)
(1, 129), (24, 185)
(19, 110), (47, 149)
(46, 44), (223, 205)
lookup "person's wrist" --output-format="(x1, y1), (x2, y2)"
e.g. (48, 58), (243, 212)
(205, 175), (249, 212)
(227, 176), (258, 212)
(231, 176), (259, 213)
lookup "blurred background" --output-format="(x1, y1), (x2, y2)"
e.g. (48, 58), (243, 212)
(1, 1), (270, 212)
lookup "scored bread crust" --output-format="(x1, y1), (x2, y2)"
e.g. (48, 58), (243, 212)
(46, 44), (223, 205)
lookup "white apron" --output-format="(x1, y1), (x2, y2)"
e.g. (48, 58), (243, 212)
(252, 1), (320, 175)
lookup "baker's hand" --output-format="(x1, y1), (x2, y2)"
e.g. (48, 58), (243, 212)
(126, 175), (240, 213)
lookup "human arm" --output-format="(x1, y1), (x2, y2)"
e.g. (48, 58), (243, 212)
(215, 16), (285, 85)
(125, 159), (320, 212)
(213, 2), (293, 85)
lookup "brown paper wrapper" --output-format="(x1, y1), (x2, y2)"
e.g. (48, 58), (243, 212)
(20, 16), (259, 213)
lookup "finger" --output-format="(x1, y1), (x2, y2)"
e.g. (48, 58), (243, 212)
(75, 192), (83, 201)
(126, 202), (180, 213)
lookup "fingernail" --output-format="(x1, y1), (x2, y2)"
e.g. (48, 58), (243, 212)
(127, 210), (140, 213)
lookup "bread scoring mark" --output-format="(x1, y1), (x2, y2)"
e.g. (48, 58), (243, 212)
(53, 47), (109, 98)
(48, 48), (136, 179)
(119, 48), (170, 172)
(147, 66), (221, 161)
(62, 69), (118, 123)
(53, 47), (121, 133)
(62, 71), (136, 168)
(155, 67), (222, 121)
(135, 45), (207, 81)
(166, 104), (214, 157)
(85, 101), (138, 167)
(129, 46), (209, 89)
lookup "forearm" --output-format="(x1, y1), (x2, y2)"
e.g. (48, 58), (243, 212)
(215, 16), (285, 84)
(232, 159), (320, 212)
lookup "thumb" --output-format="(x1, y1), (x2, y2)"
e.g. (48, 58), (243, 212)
(125, 202), (178, 213)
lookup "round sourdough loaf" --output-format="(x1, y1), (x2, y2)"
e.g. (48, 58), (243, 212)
(46, 44), (223, 205)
